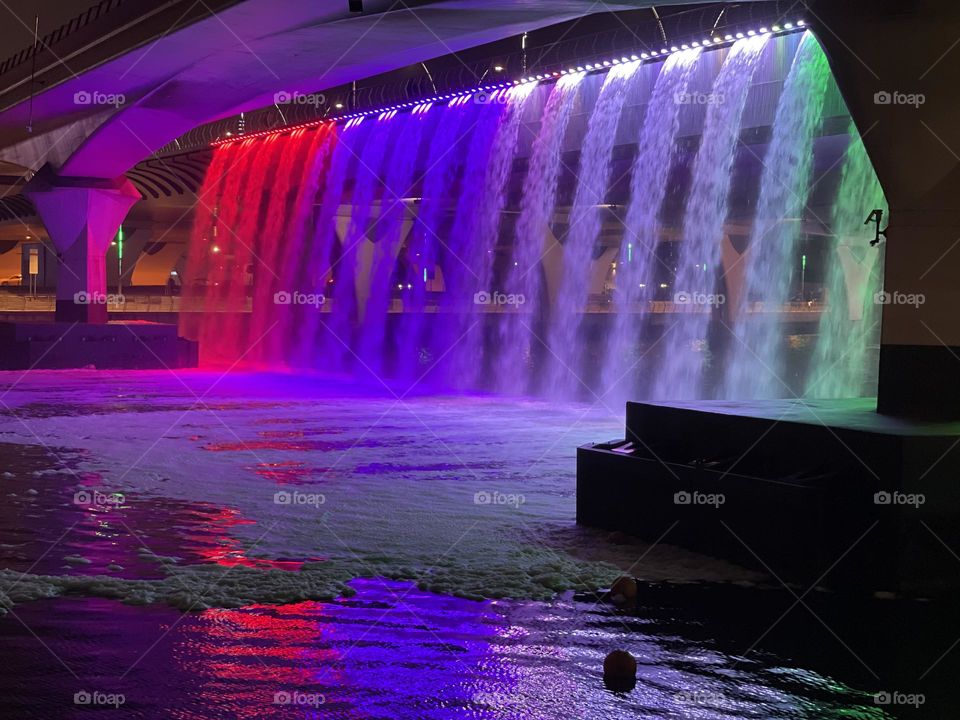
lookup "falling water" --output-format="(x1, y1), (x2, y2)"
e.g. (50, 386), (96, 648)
(492, 72), (585, 395)
(396, 105), (469, 383)
(360, 111), (429, 375)
(180, 142), (234, 344)
(184, 31), (881, 402)
(546, 61), (641, 398)
(602, 48), (702, 403)
(263, 124), (337, 364)
(294, 121), (365, 367)
(197, 139), (257, 364)
(457, 84), (537, 388)
(806, 128), (886, 398)
(723, 32), (832, 398)
(651, 35), (769, 400)
(326, 119), (392, 373)
(246, 128), (313, 362)
(215, 138), (284, 360)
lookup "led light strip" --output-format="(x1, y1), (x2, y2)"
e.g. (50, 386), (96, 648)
(211, 118), (332, 146)
(213, 20), (806, 146)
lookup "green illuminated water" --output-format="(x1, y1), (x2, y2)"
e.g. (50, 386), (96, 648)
(806, 127), (886, 399)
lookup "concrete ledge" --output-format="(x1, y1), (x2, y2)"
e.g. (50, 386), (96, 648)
(577, 400), (960, 594)
(0, 321), (198, 369)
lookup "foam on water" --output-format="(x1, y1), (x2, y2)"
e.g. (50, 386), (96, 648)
(0, 370), (763, 613)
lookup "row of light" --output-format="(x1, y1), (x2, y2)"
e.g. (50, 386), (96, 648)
(511, 21), (805, 84)
(211, 118), (331, 146)
(213, 19), (805, 146)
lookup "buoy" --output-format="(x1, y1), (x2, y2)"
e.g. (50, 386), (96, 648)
(609, 576), (637, 605)
(603, 649), (637, 691)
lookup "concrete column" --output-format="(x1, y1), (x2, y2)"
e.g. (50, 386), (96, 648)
(811, 0), (960, 418)
(24, 168), (140, 324)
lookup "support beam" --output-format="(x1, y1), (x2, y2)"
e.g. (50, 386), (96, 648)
(811, 0), (960, 418)
(23, 167), (140, 324)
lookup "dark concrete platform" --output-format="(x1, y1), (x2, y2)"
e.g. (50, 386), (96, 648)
(0, 321), (198, 370)
(577, 399), (960, 594)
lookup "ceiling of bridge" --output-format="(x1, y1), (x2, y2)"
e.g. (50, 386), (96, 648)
(0, 0), (722, 180)
(0, 1), (98, 51)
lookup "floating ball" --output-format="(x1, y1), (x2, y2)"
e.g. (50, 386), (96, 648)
(603, 649), (637, 691)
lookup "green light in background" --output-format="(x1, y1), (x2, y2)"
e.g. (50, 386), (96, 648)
(117, 225), (124, 296)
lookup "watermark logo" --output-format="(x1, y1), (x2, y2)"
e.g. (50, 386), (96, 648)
(874, 290), (924, 308)
(474, 290), (526, 307)
(274, 90), (326, 107)
(874, 691), (925, 708)
(274, 290), (325, 308)
(674, 291), (725, 306)
(874, 90), (925, 108)
(274, 490), (325, 508)
(474, 90), (510, 105)
(874, 491), (925, 509)
(74, 291), (125, 306)
(74, 90), (126, 107)
(675, 690), (726, 706)
(74, 690), (125, 708)
(74, 489), (125, 509)
(474, 490), (526, 508)
(675, 91), (724, 105)
(273, 690), (325, 707)
(674, 490), (725, 508)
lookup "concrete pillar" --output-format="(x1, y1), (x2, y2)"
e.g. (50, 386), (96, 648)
(24, 167), (140, 324)
(811, 0), (960, 418)
(719, 233), (746, 319)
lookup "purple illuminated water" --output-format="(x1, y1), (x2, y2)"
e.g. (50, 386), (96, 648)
(295, 121), (362, 367)
(360, 112), (428, 376)
(0, 370), (929, 717)
(545, 60), (641, 398)
(398, 104), (469, 381)
(602, 48), (702, 403)
(450, 84), (537, 389)
(494, 72), (585, 395)
(651, 35), (769, 400)
(329, 118), (394, 374)
(426, 94), (514, 388)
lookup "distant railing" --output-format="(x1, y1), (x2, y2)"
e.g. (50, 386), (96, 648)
(0, 292), (180, 313)
(0, 0), (126, 77)
(0, 292), (827, 317)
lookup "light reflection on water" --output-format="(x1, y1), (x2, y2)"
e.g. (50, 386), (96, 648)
(0, 371), (932, 718)
(0, 580), (888, 719)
